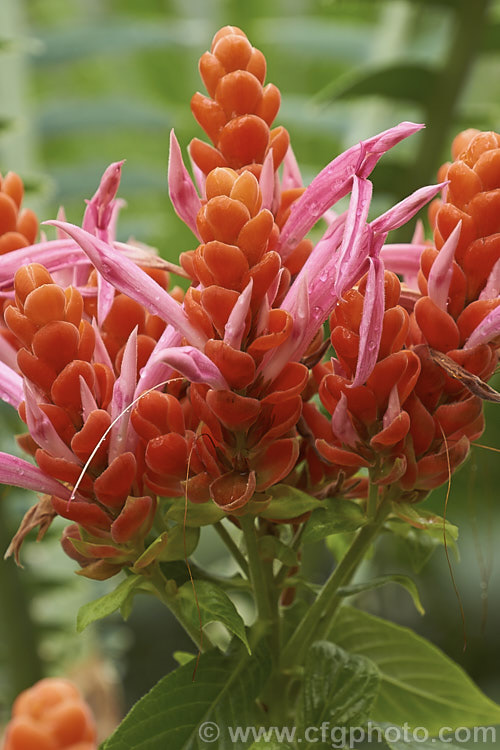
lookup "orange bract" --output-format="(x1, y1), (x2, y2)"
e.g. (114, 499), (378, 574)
(3, 678), (97, 750)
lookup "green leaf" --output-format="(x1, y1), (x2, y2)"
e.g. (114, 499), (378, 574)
(338, 574), (425, 615)
(318, 63), (437, 107)
(173, 651), (196, 666)
(101, 642), (271, 750)
(385, 519), (458, 573)
(392, 505), (459, 540)
(375, 722), (463, 750)
(177, 580), (250, 653)
(76, 575), (142, 632)
(300, 641), (380, 747)
(254, 18), (373, 63)
(132, 532), (169, 571)
(260, 485), (323, 521)
(258, 535), (298, 566)
(330, 607), (500, 731)
(302, 499), (365, 544)
(36, 20), (209, 64)
(37, 98), (172, 136)
(248, 742), (293, 749)
(158, 525), (200, 562)
(166, 500), (225, 527)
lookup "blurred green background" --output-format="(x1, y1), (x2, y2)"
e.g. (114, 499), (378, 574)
(1, 0), (499, 739)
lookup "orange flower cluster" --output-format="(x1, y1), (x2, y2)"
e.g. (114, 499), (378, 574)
(418, 129), (500, 348)
(2, 678), (97, 750)
(0, 172), (39, 354)
(0, 172), (38, 255)
(190, 26), (288, 176)
(314, 131), (500, 499)
(188, 26), (312, 279)
(5, 264), (159, 579)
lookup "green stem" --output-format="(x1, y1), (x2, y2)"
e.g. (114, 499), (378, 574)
(274, 525), (305, 588)
(240, 516), (273, 625)
(366, 479), (379, 521)
(409, 0), (491, 196)
(214, 521), (250, 578)
(282, 497), (391, 668)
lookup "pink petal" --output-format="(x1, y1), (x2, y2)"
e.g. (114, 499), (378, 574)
(412, 218), (425, 245)
(83, 160), (124, 235)
(97, 272), (116, 326)
(383, 384), (401, 429)
(357, 121), (424, 177)
(79, 376), (98, 421)
(259, 274), (310, 383)
(282, 214), (345, 318)
(168, 130), (202, 240)
(0, 361), (23, 408)
(259, 149), (275, 211)
(277, 146), (363, 259)
(277, 121), (422, 259)
(191, 157), (207, 198)
(427, 220), (461, 310)
(224, 279), (253, 350)
(55, 206), (67, 238)
(480, 257), (500, 300)
(151, 346), (229, 390)
(282, 145), (303, 190)
(135, 325), (182, 398)
(351, 256), (385, 387)
(333, 176), (373, 296)
(380, 242), (427, 281)
(47, 220), (207, 348)
(370, 182), (445, 234)
(0, 240), (87, 290)
(464, 305), (500, 349)
(0, 452), (74, 500)
(331, 393), (358, 447)
(109, 327), (138, 462)
(91, 318), (114, 370)
(24, 382), (79, 464)
(0, 336), (19, 371)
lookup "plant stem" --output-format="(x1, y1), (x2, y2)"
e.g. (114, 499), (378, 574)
(281, 497), (391, 668)
(409, 0), (491, 196)
(274, 525), (304, 588)
(240, 516), (273, 625)
(214, 521), (250, 578)
(366, 479), (379, 521)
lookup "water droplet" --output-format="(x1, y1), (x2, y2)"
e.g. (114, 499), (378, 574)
(312, 305), (322, 317)
(309, 200), (322, 219)
(319, 269), (329, 282)
(367, 340), (377, 352)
